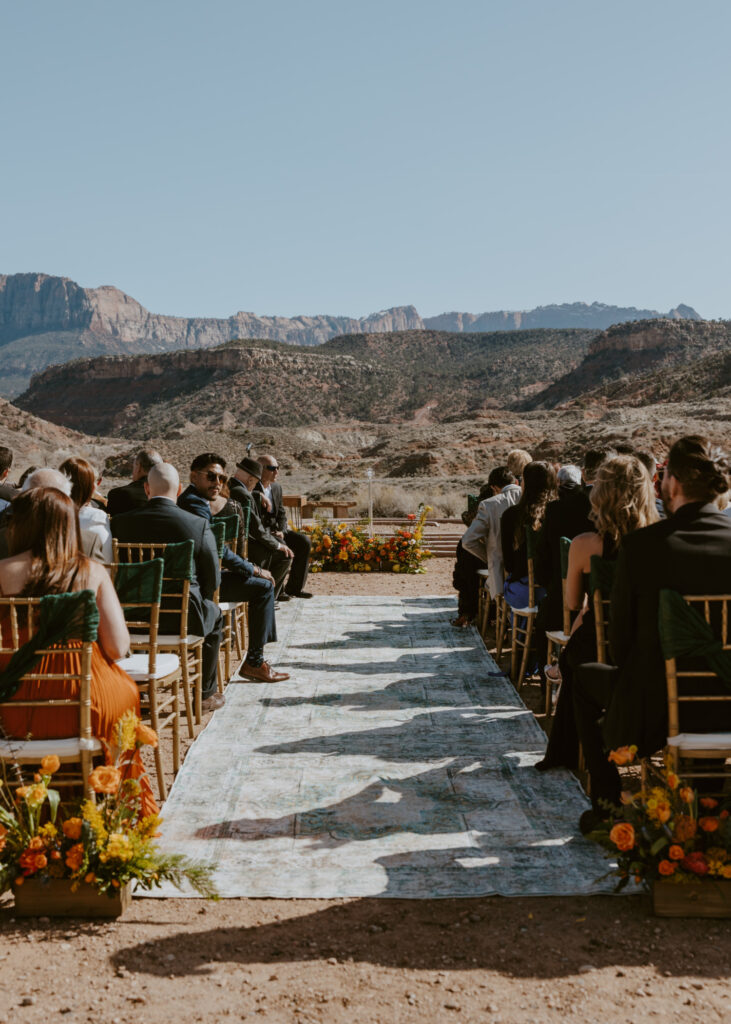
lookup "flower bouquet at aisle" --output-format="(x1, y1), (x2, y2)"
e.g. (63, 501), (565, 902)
(589, 750), (731, 918)
(306, 504), (433, 573)
(0, 711), (217, 917)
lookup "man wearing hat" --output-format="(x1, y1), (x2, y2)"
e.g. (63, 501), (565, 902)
(228, 456), (294, 599)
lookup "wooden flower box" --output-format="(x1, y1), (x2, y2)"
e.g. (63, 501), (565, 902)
(12, 878), (132, 919)
(653, 880), (731, 918)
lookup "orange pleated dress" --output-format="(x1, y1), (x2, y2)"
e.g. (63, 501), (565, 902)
(0, 633), (159, 817)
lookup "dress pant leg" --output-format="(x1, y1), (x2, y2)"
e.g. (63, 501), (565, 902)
(573, 662), (622, 809)
(453, 540), (482, 619)
(283, 529), (311, 595)
(220, 574), (277, 652)
(201, 607), (223, 700)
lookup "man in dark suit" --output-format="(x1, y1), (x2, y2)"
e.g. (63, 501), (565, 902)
(111, 461), (225, 712)
(574, 436), (731, 830)
(178, 453), (288, 684)
(227, 457), (293, 599)
(106, 448), (162, 518)
(256, 454), (312, 598)
(0, 446), (18, 504)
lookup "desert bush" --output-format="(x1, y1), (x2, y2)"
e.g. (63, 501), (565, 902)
(355, 483), (419, 518)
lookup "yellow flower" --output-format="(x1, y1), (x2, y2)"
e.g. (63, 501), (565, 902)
(115, 709), (138, 753)
(721, 864), (731, 879)
(81, 800), (108, 841)
(103, 833), (133, 862)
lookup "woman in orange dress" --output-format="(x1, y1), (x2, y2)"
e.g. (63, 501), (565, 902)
(0, 485), (158, 816)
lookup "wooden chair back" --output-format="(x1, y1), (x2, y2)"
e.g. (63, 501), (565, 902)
(0, 592), (97, 794)
(283, 495), (303, 531)
(590, 555), (615, 664)
(112, 540), (194, 640)
(660, 592), (731, 742)
(112, 559), (164, 672)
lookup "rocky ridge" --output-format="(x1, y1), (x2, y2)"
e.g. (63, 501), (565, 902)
(0, 273), (701, 395)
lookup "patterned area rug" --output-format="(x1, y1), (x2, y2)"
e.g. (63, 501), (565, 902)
(144, 596), (616, 898)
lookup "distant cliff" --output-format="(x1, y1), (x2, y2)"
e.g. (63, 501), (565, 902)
(424, 301), (700, 333)
(0, 272), (702, 396)
(0, 273), (423, 395)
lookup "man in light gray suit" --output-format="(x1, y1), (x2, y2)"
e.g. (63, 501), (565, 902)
(461, 466), (522, 605)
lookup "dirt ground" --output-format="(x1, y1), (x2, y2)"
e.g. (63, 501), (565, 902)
(2, 560), (730, 1024)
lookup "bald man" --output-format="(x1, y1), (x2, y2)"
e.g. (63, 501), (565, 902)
(111, 462), (225, 712)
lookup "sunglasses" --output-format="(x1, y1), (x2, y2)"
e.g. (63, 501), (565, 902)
(203, 471), (226, 483)
(262, 464), (279, 472)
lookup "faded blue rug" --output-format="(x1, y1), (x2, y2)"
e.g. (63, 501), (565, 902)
(144, 596), (616, 898)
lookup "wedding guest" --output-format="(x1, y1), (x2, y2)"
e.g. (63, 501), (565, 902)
(455, 466), (519, 627)
(60, 457), (113, 563)
(574, 436), (731, 831)
(178, 454), (289, 684)
(537, 455), (658, 772)
(111, 462), (226, 712)
(256, 454), (312, 599)
(0, 446), (18, 503)
(500, 461), (557, 611)
(582, 447), (615, 495)
(0, 486), (157, 816)
(227, 456), (293, 599)
(106, 448), (162, 517)
(506, 448), (532, 484)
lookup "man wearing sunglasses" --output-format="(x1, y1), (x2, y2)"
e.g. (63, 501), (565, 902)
(179, 453), (288, 684)
(256, 454), (312, 599)
(227, 456), (294, 599)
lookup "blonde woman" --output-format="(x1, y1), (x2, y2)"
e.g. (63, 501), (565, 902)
(537, 455), (659, 772)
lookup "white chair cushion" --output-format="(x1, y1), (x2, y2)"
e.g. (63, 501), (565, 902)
(130, 634), (203, 647)
(116, 652), (180, 680)
(512, 606), (538, 616)
(477, 569), (490, 578)
(667, 732), (731, 753)
(0, 736), (103, 761)
(545, 630), (570, 643)
(217, 601), (245, 613)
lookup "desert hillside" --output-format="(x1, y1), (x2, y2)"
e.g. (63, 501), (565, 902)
(0, 272), (699, 395)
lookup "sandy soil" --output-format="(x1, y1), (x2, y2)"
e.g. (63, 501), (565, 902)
(2, 562), (730, 1023)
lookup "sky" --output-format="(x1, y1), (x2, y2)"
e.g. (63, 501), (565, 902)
(2, 1), (731, 320)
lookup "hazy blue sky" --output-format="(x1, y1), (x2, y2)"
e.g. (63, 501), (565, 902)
(2, 1), (730, 319)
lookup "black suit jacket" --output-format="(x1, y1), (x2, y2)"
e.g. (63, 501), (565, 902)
(106, 478), (149, 518)
(111, 496), (221, 637)
(604, 501), (731, 755)
(535, 487), (594, 624)
(227, 477), (280, 556)
(255, 481), (287, 534)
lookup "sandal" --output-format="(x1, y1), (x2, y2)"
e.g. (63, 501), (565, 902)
(451, 615), (473, 628)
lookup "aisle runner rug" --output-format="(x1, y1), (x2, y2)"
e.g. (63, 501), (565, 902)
(144, 596), (616, 898)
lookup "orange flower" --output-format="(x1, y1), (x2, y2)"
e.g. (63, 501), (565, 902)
(84, 873), (96, 885)
(19, 848), (48, 875)
(700, 797), (718, 809)
(679, 787), (694, 804)
(15, 786), (30, 799)
(50, 850), (61, 860)
(655, 800), (672, 824)
(28, 836), (45, 851)
(609, 822), (636, 851)
(699, 816), (719, 833)
(658, 859), (676, 876)
(666, 772), (680, 790)
(673, 815), (698, 841)
(721, 864), (731, 879)
(322, 536), (332, 549)
(62, 818), (83, 840)
(65, 843), (84, 872)
(88, 765), (121, 794)
(40, 755), (61, 775)
(668, 844), (684, 861)
(607, 745), (637, 766)
(27, 785), (46, 804)
(135, 722), (158, 748)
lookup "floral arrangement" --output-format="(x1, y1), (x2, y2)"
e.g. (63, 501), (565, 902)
(589, 749), (731, 890)
(0, 711), (216, 899)
(306, 505), (432, 574)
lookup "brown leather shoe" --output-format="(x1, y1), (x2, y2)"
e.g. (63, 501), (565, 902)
(238, 660), (290, 683)
(201, 692), (225, 712)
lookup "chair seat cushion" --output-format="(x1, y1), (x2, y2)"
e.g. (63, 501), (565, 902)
(217, 601), (245, 613)
(511, 606), (538, 616)
(130, 634), (203, 647)
(667, 732), (731, 753)
(0, 736), (103, 760)
(117, 652), (181, 680)
(545, 630), (570, 643)
(477, 569), (490, 578)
